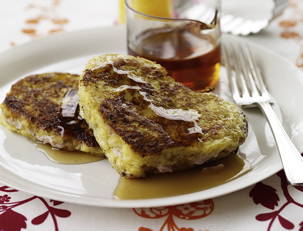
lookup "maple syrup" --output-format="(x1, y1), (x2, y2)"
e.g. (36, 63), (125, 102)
(37, 144), (104, 164)
(128, 23), (220, 91)
(114, 154), (250, 199)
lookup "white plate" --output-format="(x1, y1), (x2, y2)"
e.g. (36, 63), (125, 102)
(0, 26), (302, 208)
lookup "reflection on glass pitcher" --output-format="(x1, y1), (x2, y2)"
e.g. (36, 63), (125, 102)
(123, 0), (221, 91)
(119, 0), (173, 23)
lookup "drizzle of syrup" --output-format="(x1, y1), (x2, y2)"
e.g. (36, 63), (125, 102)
(94, 61), (203, 139)
(114, 154), (250, 199)
(37, 144), (104, 164)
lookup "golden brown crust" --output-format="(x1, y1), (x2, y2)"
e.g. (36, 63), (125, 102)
(3, 73), (99, 148)
(81, 56), (247, 156)
(79, 54), (248, 177)
(100, 95), (175, 155)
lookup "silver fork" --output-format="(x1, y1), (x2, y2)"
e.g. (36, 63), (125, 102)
(223, 41), (303, 185)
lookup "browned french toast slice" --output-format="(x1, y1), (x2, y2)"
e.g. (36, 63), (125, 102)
(79, 54), (247, 177)
(1, 72), (103, 155)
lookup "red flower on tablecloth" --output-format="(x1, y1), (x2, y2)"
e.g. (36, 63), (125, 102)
(250, 171), (303, 231)
(133, 200), (214, 231)
(0, 209), (27, 231)
(0, 195), (11, 203)
(249, 182), (279, 210)
(0, 185), (71, 231)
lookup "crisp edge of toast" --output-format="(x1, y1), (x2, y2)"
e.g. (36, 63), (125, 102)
(79, 54), (247, 178)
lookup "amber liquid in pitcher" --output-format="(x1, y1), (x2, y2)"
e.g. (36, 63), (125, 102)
(128, 22), (220, 91)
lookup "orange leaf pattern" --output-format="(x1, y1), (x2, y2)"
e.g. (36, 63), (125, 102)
(133, 200), (214, 231)
(278, 0), (303, 70)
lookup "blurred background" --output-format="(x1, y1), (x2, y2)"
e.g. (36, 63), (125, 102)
(0, 0), (302, 69)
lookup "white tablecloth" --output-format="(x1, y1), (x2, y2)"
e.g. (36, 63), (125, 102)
(0, 0), (303, 230)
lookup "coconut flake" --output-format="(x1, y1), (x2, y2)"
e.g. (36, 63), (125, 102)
(61, 89), (79, 118)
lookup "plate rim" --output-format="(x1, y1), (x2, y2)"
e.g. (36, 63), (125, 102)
(1, 25), (301, 208)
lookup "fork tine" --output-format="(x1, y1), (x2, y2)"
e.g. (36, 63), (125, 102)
(224, 38), (303, 186)
(230, 43), (250, 98)
(246, 47), (270, 96)
(238, 45), (260, 97)
(243, 46), (262, 93)
(222, 44), (240, 99)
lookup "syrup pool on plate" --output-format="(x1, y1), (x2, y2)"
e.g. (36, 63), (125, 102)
(36, 143), (251, 199)
(115, 154), (250, 199)
(37, 144), (104, 164)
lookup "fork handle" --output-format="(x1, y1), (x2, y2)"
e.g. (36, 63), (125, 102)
(258, 102), (303, 185)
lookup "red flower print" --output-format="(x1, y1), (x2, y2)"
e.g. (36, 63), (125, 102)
(139, 228), (153, 231)
(294, 185), (303, 192)
(32, 211), (49, 225)
(250, 171), (303, 231)
(0, 186), (18, 193)
(50, 200), (64, 206)
(249, 182), (279, 210)
(256, 211), (278, 221)
(133, 200), (214, 231)
(0, 195), (11, 203)
(0, 185), (71, 231)
(0, 209), (27, 231)
(278, 215), (294, 230)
